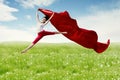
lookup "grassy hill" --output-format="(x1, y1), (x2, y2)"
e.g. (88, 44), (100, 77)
(0, 42), (120, 80)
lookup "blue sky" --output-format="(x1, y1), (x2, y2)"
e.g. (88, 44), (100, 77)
(0, 0), (120, 42)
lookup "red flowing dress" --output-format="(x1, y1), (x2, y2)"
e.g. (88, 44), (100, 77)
(38, 8), (110, 53)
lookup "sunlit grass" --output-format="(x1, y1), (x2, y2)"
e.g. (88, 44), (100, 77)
(0, 42), (120, 80)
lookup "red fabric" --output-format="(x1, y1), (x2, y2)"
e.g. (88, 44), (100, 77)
(32, 30), (56, 44)
(38, 8), (110, 53)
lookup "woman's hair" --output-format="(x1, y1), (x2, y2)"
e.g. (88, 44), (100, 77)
(44, 15), (49, 20)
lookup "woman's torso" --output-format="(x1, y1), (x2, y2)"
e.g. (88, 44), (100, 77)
(36, 23), (45, 33)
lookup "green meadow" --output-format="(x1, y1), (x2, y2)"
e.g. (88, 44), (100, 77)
(0, 42), (120, 80)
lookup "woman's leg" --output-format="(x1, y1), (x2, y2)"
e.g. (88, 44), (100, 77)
(21, 31), (67, 53)
(32, 32), (44, 44)
(43, 30), (67, 36)
(21, 31), (44, 53)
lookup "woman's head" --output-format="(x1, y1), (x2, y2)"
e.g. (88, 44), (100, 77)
(41, 15), (49, 23)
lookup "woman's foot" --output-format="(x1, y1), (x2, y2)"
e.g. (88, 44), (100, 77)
(61, 32), (67, 34)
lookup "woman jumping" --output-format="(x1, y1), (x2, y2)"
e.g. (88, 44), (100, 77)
(21, 10), (67, 53)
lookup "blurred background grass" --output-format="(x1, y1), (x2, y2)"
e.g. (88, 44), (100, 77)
(0, 42), (120, 80)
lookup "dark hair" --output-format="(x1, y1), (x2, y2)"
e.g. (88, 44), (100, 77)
(44, 15), (49, 20)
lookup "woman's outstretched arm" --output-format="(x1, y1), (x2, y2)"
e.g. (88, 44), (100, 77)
(43, 12), (54, 26)
(36, 10), (41, 23)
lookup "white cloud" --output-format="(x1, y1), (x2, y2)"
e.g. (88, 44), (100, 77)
(16, 0), (56, 8)
(0, 0), (3, 3)
(25, 15), (32, 20)
(0, 1), (18, 21)
(0, 25), (34, 42)
(0, 25), (70, 43)
(77, 9), (120, 42)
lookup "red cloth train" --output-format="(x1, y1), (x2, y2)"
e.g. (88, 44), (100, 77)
(38, 8), (110, 53)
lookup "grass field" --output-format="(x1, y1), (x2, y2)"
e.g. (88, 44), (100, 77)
(0, 42), (120, 80)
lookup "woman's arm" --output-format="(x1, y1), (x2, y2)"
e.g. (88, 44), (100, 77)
(43, 12), (55, 26)
(36, 11), (41, 23)
(21, 43), (34, 53)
